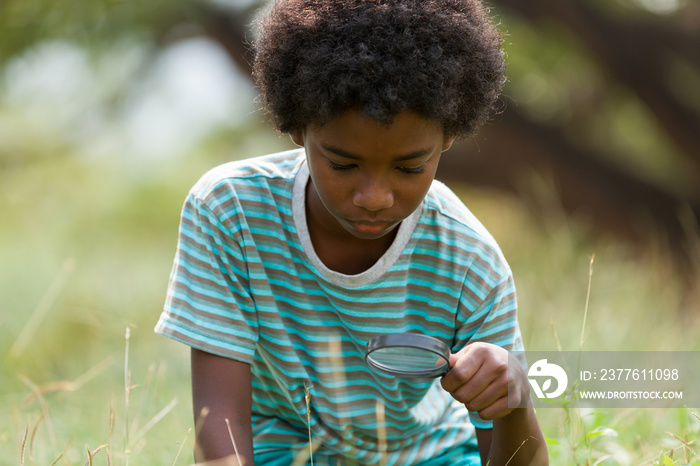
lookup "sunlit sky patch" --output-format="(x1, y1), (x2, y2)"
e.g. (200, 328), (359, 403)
(1, 37), (254, 161)
(632, 0), (687, 14)
(121, 38), (254, 159)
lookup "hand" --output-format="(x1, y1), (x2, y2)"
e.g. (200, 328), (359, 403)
(440, 342), (530, 420)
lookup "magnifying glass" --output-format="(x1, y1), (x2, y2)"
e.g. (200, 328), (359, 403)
(365, 333), (451, 378)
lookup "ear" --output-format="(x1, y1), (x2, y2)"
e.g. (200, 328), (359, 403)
(289, 130), (305, 147)
(442, 135), (456, 152)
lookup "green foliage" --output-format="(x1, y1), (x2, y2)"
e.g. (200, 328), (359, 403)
(0, 153), (192, 463)
(500, 14), (692, 193)
(0, 0), (191, 63)
(1, 145), (699, 463)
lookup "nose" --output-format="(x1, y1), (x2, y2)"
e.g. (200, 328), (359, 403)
(352, 176), (394, 211)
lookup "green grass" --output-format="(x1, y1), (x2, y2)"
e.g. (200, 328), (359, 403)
(464, 189), (700, 465)
(1, 142), (699, 464)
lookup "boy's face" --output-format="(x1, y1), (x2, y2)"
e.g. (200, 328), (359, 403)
(291, 110), (455, 241)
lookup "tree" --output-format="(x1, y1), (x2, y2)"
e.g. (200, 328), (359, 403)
(2, 0), (698, 275)
(459, 0), (700, 278)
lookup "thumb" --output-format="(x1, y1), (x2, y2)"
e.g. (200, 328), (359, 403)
(448, 352), (459, 368)
(447, 344), (471, 368)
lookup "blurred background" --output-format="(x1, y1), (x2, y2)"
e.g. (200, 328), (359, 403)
(1, 0), (699, 464)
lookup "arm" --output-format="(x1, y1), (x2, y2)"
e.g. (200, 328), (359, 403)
(475, 428), (493, 465)
(477, 405), (548, 465)
(441, 343), (548, 465)
(191, 348), (254, 465)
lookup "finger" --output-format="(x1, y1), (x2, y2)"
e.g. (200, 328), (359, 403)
(447, 364), (496, 403)
(440, 349), (482, 393)
(456, 375), (508, 413)
(473, 395), (514, 421)
(442, 343), (512, 404)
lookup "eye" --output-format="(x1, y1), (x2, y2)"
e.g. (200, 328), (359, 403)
(328, 160), (356, 171)
(397, 165), (426, 175)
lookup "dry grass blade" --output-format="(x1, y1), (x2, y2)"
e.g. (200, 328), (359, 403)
(20, 423), (28, 466)
(49, 442), (73, 466)
(225, 419), (242, 465)
(172, 428), (192, 466)
(29, 411), (46, 462)
(194, 407), (210, 460)
(580, 254), (595, 350)
(304, 382), (314, 466)
(124, 327), (132, 466)
(109, 400), (116, 453)
(666, 431), (700, 461)
(504, 436), (534, 465)
(689, 408), (700, 422)
(326, 338), (357, 457)
(9, 258), (75, 360)
(549, 319), (562, 353)
(130, 397), (179, 446)
(18, 375), (57, 446)
(131, 363), (158, 440)
(20, 358), (114, 404)
(84, 444), (108, 466)
(57, 357), (114, 400)
(376, 401), (387, 466)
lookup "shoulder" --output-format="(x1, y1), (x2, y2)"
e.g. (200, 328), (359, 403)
(190, 148), (305, 203)
(420, 180), (511, 279)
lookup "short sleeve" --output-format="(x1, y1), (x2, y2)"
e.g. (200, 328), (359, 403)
(454, 272), (523, 352)
(154, 191), (259, 362)
(454, 269), (524, 430)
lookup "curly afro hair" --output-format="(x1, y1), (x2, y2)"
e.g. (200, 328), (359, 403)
(252, 0), (505, 138)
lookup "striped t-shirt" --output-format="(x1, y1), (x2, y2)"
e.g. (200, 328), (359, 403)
(155, 149), (524, 464)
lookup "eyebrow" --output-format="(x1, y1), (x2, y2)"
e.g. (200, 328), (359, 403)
(321, 144), (432, 162)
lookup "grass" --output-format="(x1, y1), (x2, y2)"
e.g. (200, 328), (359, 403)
(1, 141), (699, 464)
(6, 327), (188, 465)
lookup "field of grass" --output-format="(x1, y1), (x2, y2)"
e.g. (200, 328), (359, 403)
(1, 135), (699, 465)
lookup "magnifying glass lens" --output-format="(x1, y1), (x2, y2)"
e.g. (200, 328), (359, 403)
(369, 347), (447, 371)
(365, 333), (451, 378)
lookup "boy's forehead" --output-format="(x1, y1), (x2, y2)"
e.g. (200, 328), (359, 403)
(312, 108), (436, 129)
(307, 109), (446, 155)
(310, 109), (441, 132)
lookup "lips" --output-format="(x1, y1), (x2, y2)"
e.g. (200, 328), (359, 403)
(349, 220), (394, 235)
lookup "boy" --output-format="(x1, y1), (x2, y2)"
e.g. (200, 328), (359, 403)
(155, 0), (548, 464)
